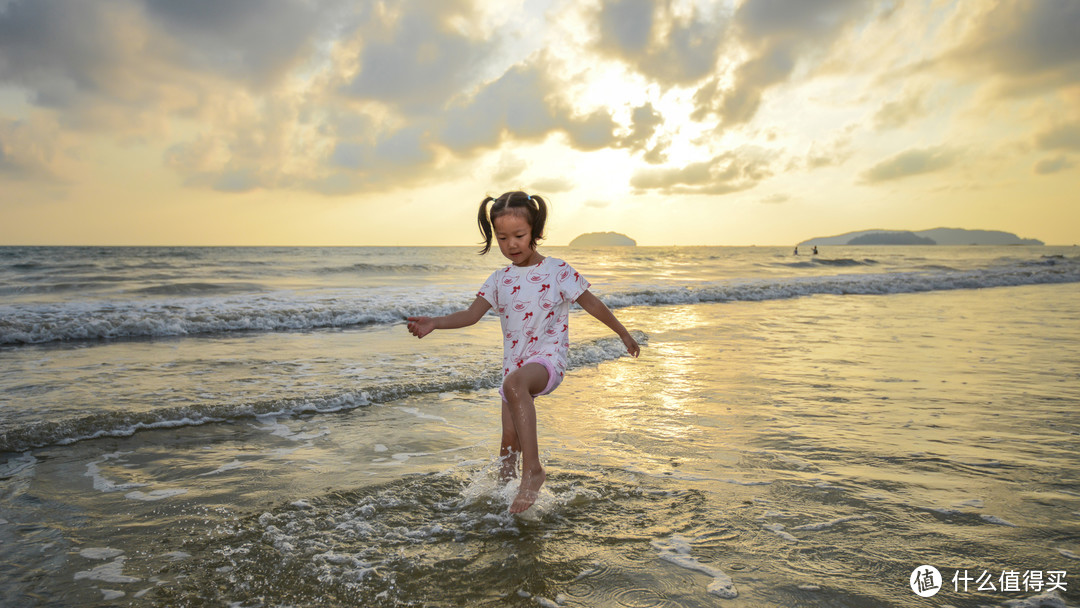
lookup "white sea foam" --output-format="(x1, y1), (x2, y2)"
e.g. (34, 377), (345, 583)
(763, 523), (798, 542)
(79, 548), (124, 560)
(198, 460), (249, 476)
(651, 535), (738, 598)
(953, 499), (984, 508)
(980, 514), (1018, 527)
(74, 558), (140, 583)
(4, 253), (1075, 345)
(85, 453), (149, 493)
(0, 333), (638, 453)
(395, 406), (448, 423)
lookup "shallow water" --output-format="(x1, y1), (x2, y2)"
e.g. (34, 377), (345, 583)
(2, 247), (1079, 606)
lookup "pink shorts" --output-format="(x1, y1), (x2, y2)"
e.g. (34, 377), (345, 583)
(499, 356), (562, 402)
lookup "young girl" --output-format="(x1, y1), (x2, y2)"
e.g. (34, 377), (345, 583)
(407, 191), (639, 513)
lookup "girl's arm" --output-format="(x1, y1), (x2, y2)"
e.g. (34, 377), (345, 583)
(575, 290), (640, 358)
(407, 295), (492, 339)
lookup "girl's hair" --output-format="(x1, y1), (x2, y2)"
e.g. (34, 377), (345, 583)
(477, 191), (548, 255)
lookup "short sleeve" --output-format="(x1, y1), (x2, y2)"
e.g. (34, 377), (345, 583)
(477, 270), (499, 309)
(554, 260), (590, 303)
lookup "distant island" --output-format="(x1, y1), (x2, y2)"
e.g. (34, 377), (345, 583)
(801, 228), (1044, 247)
(569, 232), (637, 247)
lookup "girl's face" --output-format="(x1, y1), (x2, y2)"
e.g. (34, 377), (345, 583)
(493, 212), (539, 266)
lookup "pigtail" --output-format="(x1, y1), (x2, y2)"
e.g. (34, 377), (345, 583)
(528, 194), (548, 247)
(477, 196), (496, 255)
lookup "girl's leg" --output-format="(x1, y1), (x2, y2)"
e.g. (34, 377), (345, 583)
(501, 363), (550, 513)
(499, 399), (520, 481)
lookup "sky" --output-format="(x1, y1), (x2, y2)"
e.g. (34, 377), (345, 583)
(0, 0), (1078, 246)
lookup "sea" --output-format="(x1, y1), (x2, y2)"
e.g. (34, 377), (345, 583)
(1, 245), (1078, 607)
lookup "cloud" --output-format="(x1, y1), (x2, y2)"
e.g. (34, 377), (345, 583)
(758, 193), (790, 204)
(0, 0), (334, 120)
(142, 0), (329, 86)
(0, 116), (70, 182)
(804, 125), (856, 170)
(592, 0), (727, 86)
(529, 177), (575, 194)
(943, 0), (1080, 97)
(689, 0), (875, 127)
(874, 86), (928, 130)
(630, 147), (774, 195)
(1034, 155), (1074, 175)
(860, 146), (958, 183)
(1035, 122), (1080, 152)
(490, 152), (527, 183)
(339, 0), (496, 114)
(439, 59), (620, 154)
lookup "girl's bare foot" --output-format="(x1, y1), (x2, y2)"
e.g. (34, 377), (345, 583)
(509, 466), (545, 513)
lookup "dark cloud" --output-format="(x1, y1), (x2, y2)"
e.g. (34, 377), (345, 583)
(1034, 155), (1074, 175)
(597, 0), (653, 56)
(946, 0), (1080, 96)
(622, 103), (662, 149)
(694, 0), (874, 128)
(439, 63), (559, 151)
(1035, 122), (1080, 152)
(614, 102), (669, 163)
(860, 146), (957, 183)
(439, 60), (619, 154)
(593, 0), (727, 86)
(0, 1), (139, 110)
(340, 0), (495, 114)
(0, 0), (335, 117)
(629, 147), (774, 195)
(143, 0), (329, 86)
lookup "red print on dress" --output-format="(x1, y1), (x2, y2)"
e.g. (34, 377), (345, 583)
(501, 269), (520, 287)
(525, 266), (550, 284)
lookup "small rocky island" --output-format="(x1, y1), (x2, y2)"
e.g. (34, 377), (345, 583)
(569, 232), (637, 247)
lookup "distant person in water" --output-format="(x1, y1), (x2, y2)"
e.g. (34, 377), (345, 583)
(407, 191), (640, 514)
(793, 246), (799, 255)
(812, 246), (819, 255)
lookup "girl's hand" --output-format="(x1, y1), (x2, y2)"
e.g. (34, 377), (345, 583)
(407, 316), (435, 339)
(621, 333), (640, 358)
